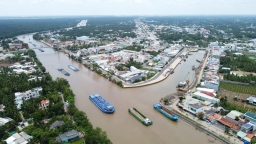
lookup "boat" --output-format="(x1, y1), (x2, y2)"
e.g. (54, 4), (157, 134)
(154, 103), (178, 121)
(68, 65), (79, 71)
(38, 48), (44, 52)
(89, 94), (115, 114)
(57, 68), (70, 76)
(128, 108), (152, 126)
(192, 65), (195, 70)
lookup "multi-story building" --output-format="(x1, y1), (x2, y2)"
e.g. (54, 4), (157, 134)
(14, 87), (43, 109)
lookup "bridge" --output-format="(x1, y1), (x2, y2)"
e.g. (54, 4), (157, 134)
(29, 47), (51, 49)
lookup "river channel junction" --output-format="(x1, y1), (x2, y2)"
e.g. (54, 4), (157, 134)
(18, 34), (221, 144)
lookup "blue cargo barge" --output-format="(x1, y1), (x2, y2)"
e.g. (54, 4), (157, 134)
(89, 94), (115, 114)
(68, 65), (79, 71)
(58, 68), (70, 76)
(153, 103), (178, 121)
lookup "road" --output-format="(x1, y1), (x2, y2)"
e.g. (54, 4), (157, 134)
(58, 92), (67, 113)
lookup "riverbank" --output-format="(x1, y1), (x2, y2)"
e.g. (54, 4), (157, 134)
(18, 34), (220, 144)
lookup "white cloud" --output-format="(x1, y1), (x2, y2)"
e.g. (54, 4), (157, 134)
(0, 0), (256, 16)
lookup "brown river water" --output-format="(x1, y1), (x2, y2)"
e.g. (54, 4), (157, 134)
(17, 34), (221, 144)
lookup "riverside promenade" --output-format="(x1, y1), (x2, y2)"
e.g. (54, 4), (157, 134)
(123, 50), (188, 88)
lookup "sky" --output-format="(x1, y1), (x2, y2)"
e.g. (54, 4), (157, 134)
(0, 0), (256, 16)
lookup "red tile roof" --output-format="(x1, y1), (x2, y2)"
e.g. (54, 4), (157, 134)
(218, 117), (240, 130)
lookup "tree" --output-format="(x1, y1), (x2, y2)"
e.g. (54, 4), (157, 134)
(197, 112), (204, 120)
(235, 116), (239, 121)
(251, 138), (256, 144)
(225, 127), (230, 134)
(163, 98), (169, 105)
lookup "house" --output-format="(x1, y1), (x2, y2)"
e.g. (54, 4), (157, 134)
(245, 111), (256, 123)
(8, 43), (22, 49)
(14, 87), (43, 109)
(0, 117), (13, 126)
(247, 96), (256, 105)
(56, 130), (80, 142)
(50, 121), (64, 129)
(185, 104), (204, 116)
(240, 123), (255, 133)
(196, 87), (216, 97)
(5, 132), (32, 144)
(218, 117), (241, 130)
(38, 99), (50, 109)
(226, 110), (243, 120)
(203, 80), (219, 91)
(192, 92), (220, 104)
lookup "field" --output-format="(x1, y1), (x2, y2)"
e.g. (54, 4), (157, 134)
(219, 81), (256, 96)
(66, 139), (84, 144)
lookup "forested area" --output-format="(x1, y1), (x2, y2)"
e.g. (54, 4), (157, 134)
(0, 51), (112, 143)
(0, 18), (81, 39)
(223, 73), (256, 83)
(220, 55), (256, 72)
(58, 17), (136, 38)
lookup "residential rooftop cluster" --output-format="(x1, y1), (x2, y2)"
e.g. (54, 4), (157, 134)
(14, 87), (42, 109)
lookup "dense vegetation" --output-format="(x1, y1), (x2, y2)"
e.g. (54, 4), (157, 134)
(223, 73), (256, 83)
(220, 81), (256, 96)
(0, 51), (111, 143)
(0, 18), (81, 39)
(220, 55), (256, 72)
(219, 96), (256, 115)
(58, 17), (136, 39)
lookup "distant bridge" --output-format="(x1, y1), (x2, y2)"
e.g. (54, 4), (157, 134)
(29, 46), (53, 49)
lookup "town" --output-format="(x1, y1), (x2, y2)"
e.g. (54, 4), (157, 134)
(0, 16), (256, 144)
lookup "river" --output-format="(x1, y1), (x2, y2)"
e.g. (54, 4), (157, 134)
(17, 34), (221, 144)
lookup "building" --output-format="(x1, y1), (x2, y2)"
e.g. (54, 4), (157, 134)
(226, 110), (243, 120)
(247, 96), (256, 105)
(56, 130), (80, 142)
(185, 104), (204, 116)
(50, 121), (64, 129)
(0, 117), (13, 126)
(5, 132), (32, 144)
(8, 43), (22, 49)
(14, 87), (43, 109)
(38, 99), (50, 109)
(192, 92), (220, 104)
(196, 87), (216, 97)
(245, 111), (256, 123)
(203, 80), (219, 91)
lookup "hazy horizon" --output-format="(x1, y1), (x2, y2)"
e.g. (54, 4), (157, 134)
(1, 0), (256, 16)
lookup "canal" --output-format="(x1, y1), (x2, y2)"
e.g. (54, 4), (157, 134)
(17, 34), (221, 144)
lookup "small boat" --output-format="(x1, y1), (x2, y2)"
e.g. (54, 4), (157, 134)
(128, 108), (153, 126)
(192, 65), (195, 70)
(68, 65), (79, 71)
(89, 94), (115, 114)
(57, 68), (70, 76)
(38, 48), (44, 52)
(153, 103), (178, 121)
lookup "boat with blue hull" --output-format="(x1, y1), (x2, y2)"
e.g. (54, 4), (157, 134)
(68, 65), (79, 71)
(38, 48), (44, 52)
(89, 94), (115, 114)
(153, 103), (178, 121)
(58, 68), (70, 76)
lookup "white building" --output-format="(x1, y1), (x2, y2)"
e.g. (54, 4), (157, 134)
(14, 87), (43, 109)
(247, 96), (256, 105)
(192, 92), (220, 104)
(0, 117), (13, 126)
(5, 132), (32, 144)
(196, 87), (217, 97)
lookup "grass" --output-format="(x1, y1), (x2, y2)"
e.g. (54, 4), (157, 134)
(219, 81), (256, 95)
(65, 139), (84, 144)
